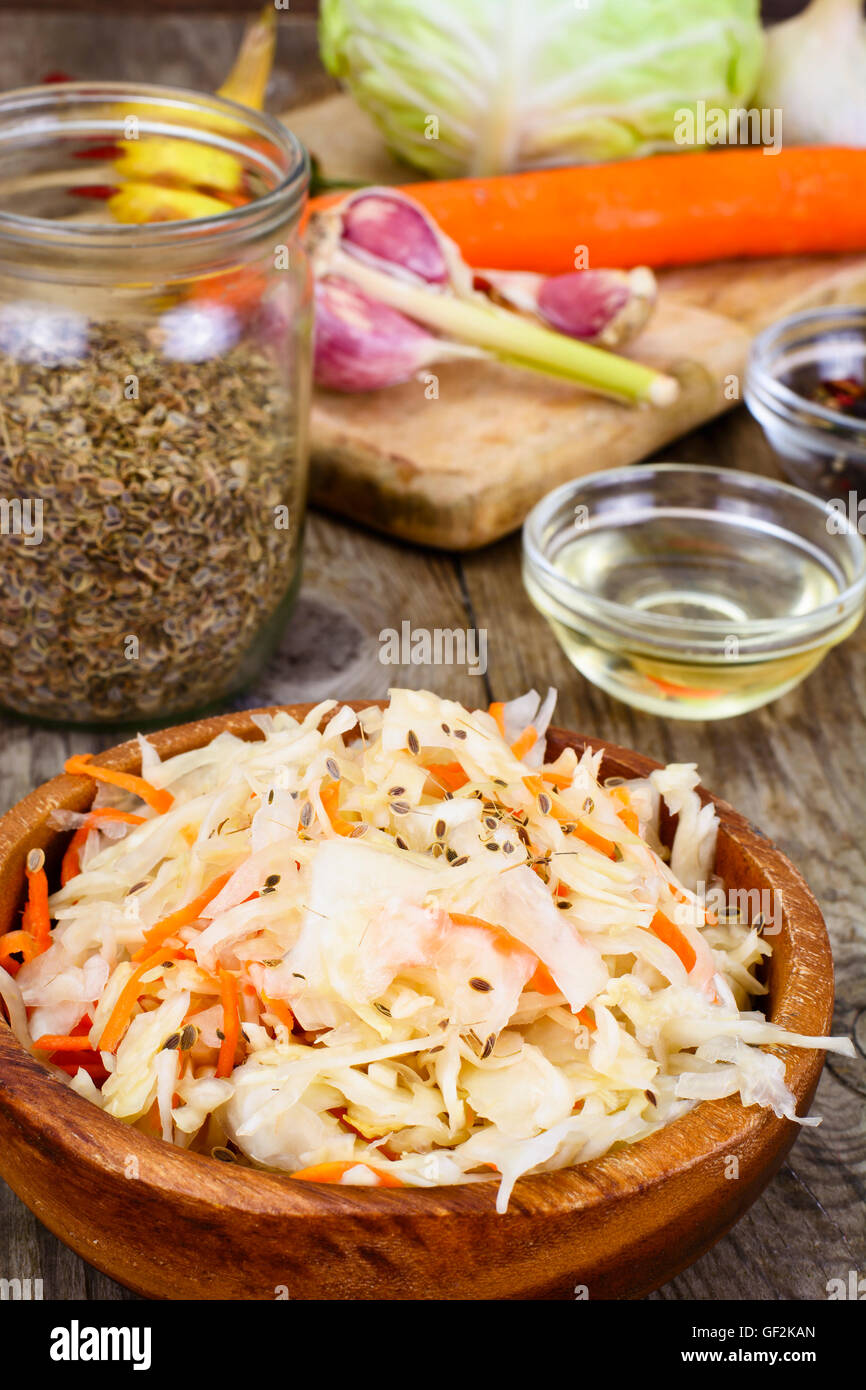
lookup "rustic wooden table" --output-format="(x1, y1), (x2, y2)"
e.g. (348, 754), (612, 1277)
(0, 7), (863, 1302)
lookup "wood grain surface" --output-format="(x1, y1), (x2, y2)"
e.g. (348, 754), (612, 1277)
(0, 5), (862, 1304)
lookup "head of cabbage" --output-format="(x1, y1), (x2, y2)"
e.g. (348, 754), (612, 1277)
(320, 0), (764, 177)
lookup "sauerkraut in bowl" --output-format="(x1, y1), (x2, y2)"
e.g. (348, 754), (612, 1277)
(0, 690), (852, 1213)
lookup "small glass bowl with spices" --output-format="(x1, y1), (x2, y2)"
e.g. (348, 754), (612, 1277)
(0, 82), (312, 725)
(745, 306), (866, 507)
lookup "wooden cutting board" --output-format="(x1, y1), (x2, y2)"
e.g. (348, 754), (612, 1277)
(286, 93), (866, 550)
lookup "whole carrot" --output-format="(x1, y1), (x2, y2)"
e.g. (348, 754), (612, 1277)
(306, 148), (866, 272)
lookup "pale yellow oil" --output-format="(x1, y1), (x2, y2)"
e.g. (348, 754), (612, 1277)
(526, 513), (858, 720)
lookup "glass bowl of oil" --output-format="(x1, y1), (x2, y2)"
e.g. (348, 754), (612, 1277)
(522, 464), (866, 720)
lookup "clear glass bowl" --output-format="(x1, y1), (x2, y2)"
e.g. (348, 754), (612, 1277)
(522, 464), (866, 721)
(0, 82), (312, 727)
(745, 305), (866, 505)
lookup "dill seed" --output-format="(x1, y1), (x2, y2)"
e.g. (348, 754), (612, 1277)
(503, 842), (514, 855)
(441, 722), (450, 734)
(26, 848), (44, 874)
(407, 730), (420, 755)
(431, 842), (444, 857)
(350, 824), (367, 838)
(387, 785), (405, 796)
(481, 1034), (496, 1060)
(262, 958), (283, 968)
(292, 972), (306, 980)
(162, 1033), (181, 1051)
(390, 801), (410, 815)
(427, 1044), (444, 1054)
(469, 977), (493, 992)
(562, 823), (576, 835)
(128, 880), (149, 895)
(325, 757), (340, 780)
(557, 900), (573, 910)
(645, 1089), (657, 1106)
(454, 728), (467, 740)
(445, 847), (458, 862)
(180, 1024), (198, 1051)
(484, 840), (500, 852)
(374, 1002), (392, 1017)
(516, 825), (530, 846)
(395, 836), (408, 850)
(161, 961), (175, 970)
(267, 789), (275, 805)
(300, 801), (312, 828)
(0, 323), (301, 723)
(216, 1028), (225, 1041)
(444, 791), (454, 801)
(451, 855), (469, 867)
(493, 778), (507, 787)
(582, 797), (595, 814)
(211, 1146), (236, 1164)
(435, 818), (446, 839)
(261, 873), (281, 894)
(537, 793), (552, 815)
(484, 816), (497, 830)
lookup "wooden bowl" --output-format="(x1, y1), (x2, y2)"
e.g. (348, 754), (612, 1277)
(0, 704), (834, 1301)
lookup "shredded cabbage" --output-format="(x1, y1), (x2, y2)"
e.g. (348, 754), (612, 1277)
(9, 688), (853, 1212)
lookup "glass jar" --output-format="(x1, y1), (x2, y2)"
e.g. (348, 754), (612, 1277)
(0, 82), (312, 725)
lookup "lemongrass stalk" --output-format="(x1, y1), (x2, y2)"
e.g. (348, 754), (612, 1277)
(332, 250), (678, 405)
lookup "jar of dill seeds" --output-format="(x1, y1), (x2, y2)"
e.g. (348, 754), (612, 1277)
(0, 84), (312, 724)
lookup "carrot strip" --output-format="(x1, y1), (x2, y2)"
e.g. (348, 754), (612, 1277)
(61, 808), (147, 886)
(64, 753), (174, 815)
(649, 910), (697, 974)
(51, 1056), (110, 1081)
(488, 702), (506, 737)
(99, 948), (182, 1052)
(33, 1033), (97, 1052)
(319, 782), (354, 836)
(448, 911), (559, 995)
(131, 870), (233, 962)
(263, 994), (294, 1031)
(216, 967), (240, 1078)
(541, 769), (573, 789)
(617, 806), (644, 834)
(420, 759), (469, 793)
(510, 725), (537, 762)
(0, 930), (39, 972)
(24, 849), (51, 951)
(311, 149), (866, 273)
(524, 775), (618, 857)
(574, 823), (617, 859)
(291, 1160), (404, 1188)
